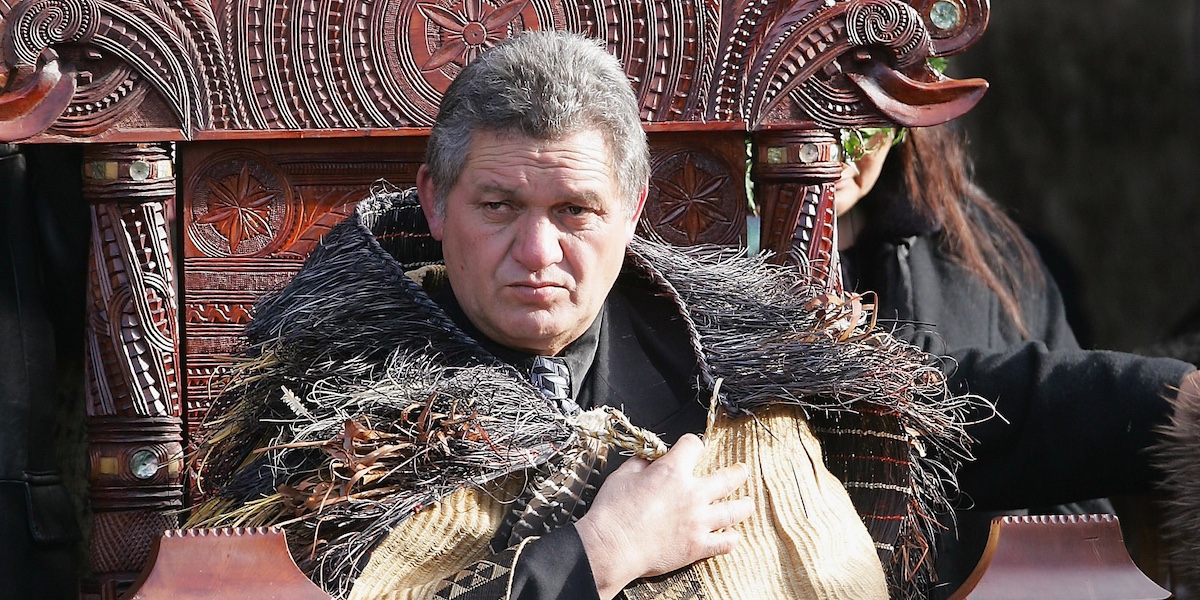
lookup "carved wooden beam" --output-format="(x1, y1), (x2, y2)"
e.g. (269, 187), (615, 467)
(0, 0), (990, 142)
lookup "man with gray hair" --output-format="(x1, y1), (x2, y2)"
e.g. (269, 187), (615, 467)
(191, 29), (956, 600)
(193, 30), (763, 599)
(414, 30), (755, 597)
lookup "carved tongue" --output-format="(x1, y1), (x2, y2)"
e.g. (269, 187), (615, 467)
(845, 60), (987, 127)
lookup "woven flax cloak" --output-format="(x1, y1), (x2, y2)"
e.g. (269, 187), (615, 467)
(188, 189), (977, 599)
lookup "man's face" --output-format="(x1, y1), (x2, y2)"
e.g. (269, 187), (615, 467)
(418, 129), (646, 356)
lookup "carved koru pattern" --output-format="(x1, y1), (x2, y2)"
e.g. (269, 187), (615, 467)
(746, 0), (922, 128)
(4, 0), (101, 67)
(644, 146), (744, 247)
(1, 0), (236, 134)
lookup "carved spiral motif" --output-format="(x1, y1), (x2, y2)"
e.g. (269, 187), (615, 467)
(8, 0), (100, 66)
(845, 0), (927, 68)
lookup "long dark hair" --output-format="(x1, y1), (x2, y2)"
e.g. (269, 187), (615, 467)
(881, 124), (1043, 338)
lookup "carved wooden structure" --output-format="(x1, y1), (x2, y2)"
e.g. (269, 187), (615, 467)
(0, 0), (990, 596)
(949, 515), (1171, 600)
(123, 527), (332, 600)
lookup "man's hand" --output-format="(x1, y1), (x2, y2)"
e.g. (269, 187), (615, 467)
(573, 434), (754, 600)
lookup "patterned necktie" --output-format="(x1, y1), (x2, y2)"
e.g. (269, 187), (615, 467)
(530, 355), (579, 417)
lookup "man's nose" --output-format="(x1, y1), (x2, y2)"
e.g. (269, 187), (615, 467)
(511, 214), (564, 270)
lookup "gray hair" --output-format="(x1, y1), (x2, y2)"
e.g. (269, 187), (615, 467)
(424, 30), (649, 214)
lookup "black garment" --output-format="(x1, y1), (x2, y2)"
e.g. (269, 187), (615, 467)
(0, 144), (86, 600)
(434, 274), (708, 598)
(504, 526), (600, 599)
(841, 205), (1194, 592)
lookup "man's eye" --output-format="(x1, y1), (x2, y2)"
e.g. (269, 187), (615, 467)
(563, 205), (588, 216)
(482, 202), (508, 211)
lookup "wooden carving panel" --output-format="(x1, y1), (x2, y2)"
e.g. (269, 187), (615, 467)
(643, 131), (748, 247)
(181, 138), (427, 434)
(2, 0), (989, 141)
(82, 142), (186, 599)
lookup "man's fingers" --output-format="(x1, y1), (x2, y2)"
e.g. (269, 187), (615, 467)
(703, 495), (755, 532)
(656, 433), (705, 468)
(703, 528), (743, 557)
(699, 462), (750, 502)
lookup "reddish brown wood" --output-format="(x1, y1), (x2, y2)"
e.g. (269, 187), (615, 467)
(0, 0), (990, 142)
(949, 515), (1172, 600)
(0, 48), (75, 139)
(845, 62), (989, 127)
(181, 138), (427, 436)
(82, 142), (185, 599)
(751, 129), (842, 285)
(643, 132), (749, 247)
(122, 528), (332, 600)
(909, 0), (990, 55)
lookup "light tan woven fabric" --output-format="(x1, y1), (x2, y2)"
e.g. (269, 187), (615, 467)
(353, 404), (886, 600)
(350, 479), (522, 600)
(691, 404), (889, 599)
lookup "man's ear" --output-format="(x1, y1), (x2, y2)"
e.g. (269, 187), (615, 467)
(625, 183), (649, 239)
(416, 164), (444, 240)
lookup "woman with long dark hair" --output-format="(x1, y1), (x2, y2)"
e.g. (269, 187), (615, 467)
(830, 123), (1199, 594)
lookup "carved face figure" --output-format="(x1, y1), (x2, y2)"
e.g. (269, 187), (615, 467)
(417, 129), (646, 356)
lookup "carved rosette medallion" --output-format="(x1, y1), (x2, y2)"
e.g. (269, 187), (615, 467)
(187, 151), (293, 257)
(385, 0), (556, 123)
(644, 148), (743, 247)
